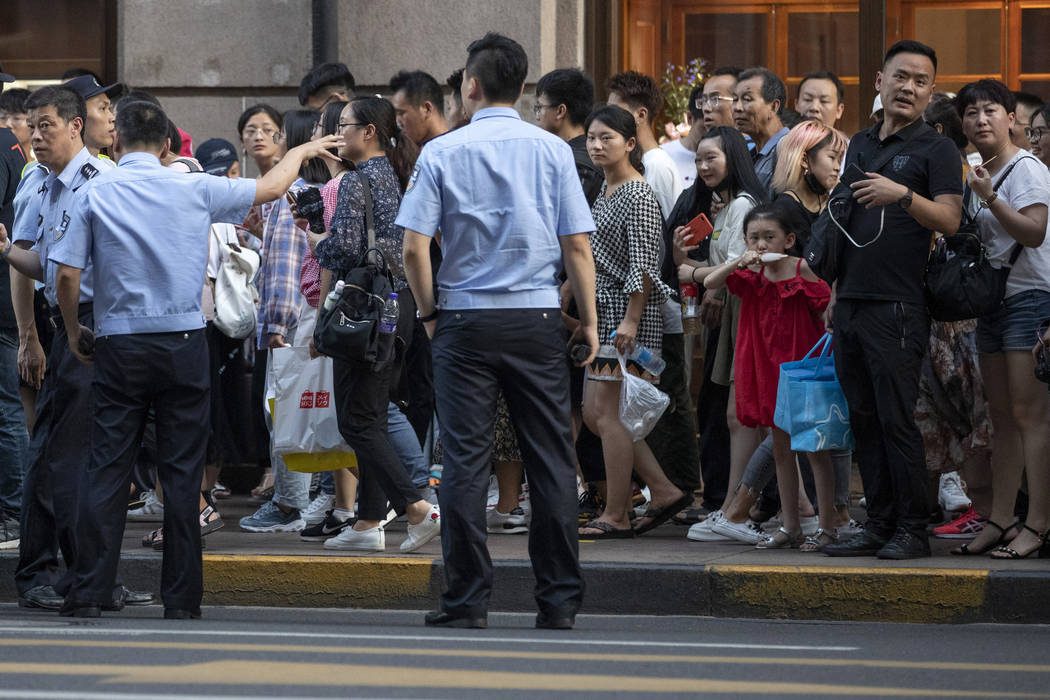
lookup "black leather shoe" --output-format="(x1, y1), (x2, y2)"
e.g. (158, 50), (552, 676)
(18, 585), (64, 611)
(876, 527), (931, 560)
(536, 611), (575, 630)
(424, 609), (487, 629)
(58, 600), (101, 618)
(822, 529), (888, 557)
(164, 607), (202, 620)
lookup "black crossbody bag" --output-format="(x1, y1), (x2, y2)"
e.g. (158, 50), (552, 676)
(924, 155), (1035, 322)
(804, 133), (916, 283)
(313, 174), (396, 369)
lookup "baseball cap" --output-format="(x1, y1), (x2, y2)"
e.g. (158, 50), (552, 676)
(195, 138), (239, 176)
(63, 74), (124, 101)
(0, 62), (14, 83)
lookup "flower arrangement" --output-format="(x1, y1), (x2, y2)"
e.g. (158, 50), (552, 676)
(660, 57), (710, 140)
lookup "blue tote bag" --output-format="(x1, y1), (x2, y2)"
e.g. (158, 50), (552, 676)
(773, 333), (855, 452)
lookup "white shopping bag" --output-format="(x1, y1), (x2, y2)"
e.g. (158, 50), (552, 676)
(268, 346), (357, 473)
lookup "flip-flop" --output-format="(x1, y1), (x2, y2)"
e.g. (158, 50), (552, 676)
(578, 520), (635, 540)
(634, 493), (693, 535)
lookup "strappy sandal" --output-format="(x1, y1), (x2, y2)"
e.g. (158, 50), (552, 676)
(251, 470), (275, 500)
(990, 524), (1047, 560)
(756, 526), (802, 549)
(950, 520), (1019, 555)
(149, 527), (207, 552)
(142, 527), (162, 548)
(800, 528), (837, 552)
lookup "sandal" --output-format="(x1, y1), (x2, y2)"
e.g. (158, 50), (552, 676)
(141, 527), (162, 548)
(149, 528), (208, 551)
(251, 470), (275, 500)
(200, 505), (224, 537)
(635, 493), (693, 535)
(950, 520), (1018, 555)
(211, 482), (232, 499)
(800, 527), (838, 552)
(578, 520), (635, 540)
(756, 526), (802, 549)
(989, 524), (1047, 560)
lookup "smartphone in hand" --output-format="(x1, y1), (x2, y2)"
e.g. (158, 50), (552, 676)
(682, 213), (714, 246)
(840, 163), (868, 188)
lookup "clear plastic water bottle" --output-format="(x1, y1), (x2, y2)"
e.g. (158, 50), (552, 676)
(609, 331), (666, 375)
(680, 284), (701, 336)
(379, 292), (399, 333)
(322, 280), (345, 311)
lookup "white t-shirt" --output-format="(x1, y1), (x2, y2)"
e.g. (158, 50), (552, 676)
(660, 139), (696, 190)
(708, 194), (757, 267)
(971, 150), (1050, 298)
(643, 147), (684, 223)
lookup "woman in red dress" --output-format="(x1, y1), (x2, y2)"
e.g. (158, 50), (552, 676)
(705, 202), (835, 549)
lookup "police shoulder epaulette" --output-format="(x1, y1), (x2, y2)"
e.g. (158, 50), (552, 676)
(80, 162), (100, 180)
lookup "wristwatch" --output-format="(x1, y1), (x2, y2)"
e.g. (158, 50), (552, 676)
(898, 188), (914, 210)
(418, 308), (439, 323)
(979, 192), (999, 209)
(0, 239), (11, 260)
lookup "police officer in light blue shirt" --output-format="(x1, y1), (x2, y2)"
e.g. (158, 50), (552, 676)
(0, 86), (149, 613)
(399, 33), (598, 630)
(47, 99), (343, 618)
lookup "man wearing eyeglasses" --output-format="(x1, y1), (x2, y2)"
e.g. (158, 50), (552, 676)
(700, 67), (740, 131)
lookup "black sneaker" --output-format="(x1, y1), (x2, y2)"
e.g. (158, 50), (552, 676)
(300, 510), (355, 541)
(577, 485), (603, 525)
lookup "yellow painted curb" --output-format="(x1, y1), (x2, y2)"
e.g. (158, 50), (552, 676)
(202, 555), (434, 607)
(708, 565), (988, 623)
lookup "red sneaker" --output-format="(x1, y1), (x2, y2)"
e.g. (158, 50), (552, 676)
(934, 505), (987, 539)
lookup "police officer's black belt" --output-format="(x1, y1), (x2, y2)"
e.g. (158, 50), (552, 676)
(48, 302), (93, 329)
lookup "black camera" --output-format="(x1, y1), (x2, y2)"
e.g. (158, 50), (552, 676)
(1036, 320), (1050, 384)
(295, 187), (327, 234)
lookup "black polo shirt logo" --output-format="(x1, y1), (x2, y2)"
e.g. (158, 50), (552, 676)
(892, 155), (910, 171)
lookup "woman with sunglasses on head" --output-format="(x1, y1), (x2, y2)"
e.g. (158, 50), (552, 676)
(954, 80), (1050, 560)
(312, 97), (440, 554)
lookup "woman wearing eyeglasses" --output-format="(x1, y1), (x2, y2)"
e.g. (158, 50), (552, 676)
(1027, 106), (1050, 170)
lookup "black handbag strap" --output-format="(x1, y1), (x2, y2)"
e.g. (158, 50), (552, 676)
(963, 154), (1038, 265)
(335, 170), (379, 281)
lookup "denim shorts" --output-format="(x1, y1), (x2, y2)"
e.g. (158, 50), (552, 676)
(976, 289), (1050, 354)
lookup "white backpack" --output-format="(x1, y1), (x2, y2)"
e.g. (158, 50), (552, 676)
(212, 227), (260, 339)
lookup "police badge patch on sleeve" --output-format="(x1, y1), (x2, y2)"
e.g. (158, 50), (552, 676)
(406, 164), (420, 191)
(55, 211), (71, 241)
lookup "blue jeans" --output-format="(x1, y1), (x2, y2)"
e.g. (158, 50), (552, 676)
(0, 327), (28, 517)
(387, 402), (428, 489)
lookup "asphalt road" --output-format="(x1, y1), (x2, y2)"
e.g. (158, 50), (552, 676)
(0, 604), (1047, 699)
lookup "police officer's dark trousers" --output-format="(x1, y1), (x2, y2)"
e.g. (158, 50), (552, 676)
(833, 299), (929, 538)
(432, 308), (584, 619)
(16, 305), (93, 595)
(66, 329), (209, 610)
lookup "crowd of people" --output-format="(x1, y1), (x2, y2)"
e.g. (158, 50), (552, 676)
(0, 31), (1049, 626)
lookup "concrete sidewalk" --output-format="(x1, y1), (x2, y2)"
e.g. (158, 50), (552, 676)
(3, 496), (1049, 624)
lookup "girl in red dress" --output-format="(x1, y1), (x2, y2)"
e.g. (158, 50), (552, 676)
(704, 202), (836, 549)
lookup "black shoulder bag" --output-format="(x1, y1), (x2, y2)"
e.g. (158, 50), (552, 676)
(804, 132), (918, 284)
(313, 174), (396, 368)
(924, 156), (1035, 322)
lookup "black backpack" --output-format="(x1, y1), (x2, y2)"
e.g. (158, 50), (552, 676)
(924, 155), (1035, 322)
(313, 173), (396, 369)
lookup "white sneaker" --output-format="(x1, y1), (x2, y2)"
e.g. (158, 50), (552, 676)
(324, 525), (385, 551)
(800, 515), (819, 537)
(687, 510), (732, 542)
(486, 474), (499, 509)
(486, 506), (528, 534)
(301, 493), (335, 526)
(711, 517), (766, 544)
(400, 505), (441, 553)
(939, 471), (971, 513)
(518, 482), (531, 524)
(127, 491), (164, 522)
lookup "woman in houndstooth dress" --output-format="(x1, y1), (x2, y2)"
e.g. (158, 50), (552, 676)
(577, 105), (687, 540)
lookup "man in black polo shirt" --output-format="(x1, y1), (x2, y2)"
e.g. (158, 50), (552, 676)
(821, 40), (962, 560)
(535, 68), (603, 207)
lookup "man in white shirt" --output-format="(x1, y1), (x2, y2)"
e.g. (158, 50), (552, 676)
(607, 71), (683, 220)
(660, 85), (705, 189)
